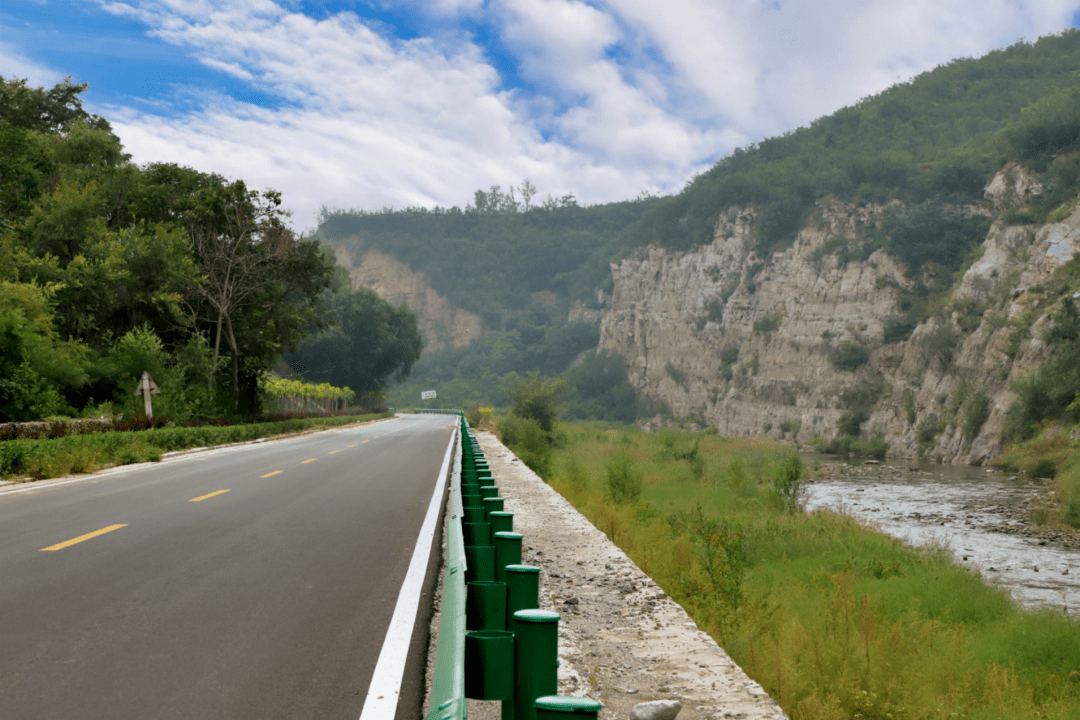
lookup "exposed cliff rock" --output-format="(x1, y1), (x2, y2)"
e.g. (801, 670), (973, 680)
(331, 246), (484, 355)
(600, 168), (1080, 463)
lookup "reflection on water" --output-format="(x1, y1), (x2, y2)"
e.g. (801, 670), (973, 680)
(802, 457), (1080, 615)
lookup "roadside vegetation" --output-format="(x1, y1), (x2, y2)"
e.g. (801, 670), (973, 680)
(0, 76), (421, 424)
(507, 418), (1080, 719)
(0, 411), (391, 481)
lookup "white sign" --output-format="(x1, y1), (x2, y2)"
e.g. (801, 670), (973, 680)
(421, 390), (437, 400)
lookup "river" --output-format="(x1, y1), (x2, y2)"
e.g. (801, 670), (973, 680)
(801, 456), (1080, 616)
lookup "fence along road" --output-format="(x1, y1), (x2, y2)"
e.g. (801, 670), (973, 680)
(0, 414), (454, 720)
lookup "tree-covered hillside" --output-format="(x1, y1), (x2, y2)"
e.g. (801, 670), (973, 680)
(638, 30), (1080, 257)
(320, 29), (1080, 420)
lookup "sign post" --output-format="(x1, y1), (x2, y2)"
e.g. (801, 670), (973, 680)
(133, 371), (161, 419)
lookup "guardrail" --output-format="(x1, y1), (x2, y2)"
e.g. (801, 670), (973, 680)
(424, 414), (601, 720)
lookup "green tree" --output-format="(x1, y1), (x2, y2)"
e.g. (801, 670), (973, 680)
(284, 287), (423, 394)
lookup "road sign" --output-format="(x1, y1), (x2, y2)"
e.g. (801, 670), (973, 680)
(421, 390), (437, 400)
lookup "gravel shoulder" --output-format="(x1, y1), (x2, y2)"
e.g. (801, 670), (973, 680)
(425, 431), (788, 720)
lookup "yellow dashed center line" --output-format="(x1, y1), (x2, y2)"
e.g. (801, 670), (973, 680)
(42, 524), (127, 552)
(190, 489), (230, 502)
(362, 439), (370, 444)
(328, 450), (339, 455)
(261, 470), (282, 478)
(301, 458), (316, 464)
(348, 444), (356, 448)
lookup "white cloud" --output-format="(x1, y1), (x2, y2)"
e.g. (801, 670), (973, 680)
(0, 37), (64, 87)
(9, 0), (1080, 234)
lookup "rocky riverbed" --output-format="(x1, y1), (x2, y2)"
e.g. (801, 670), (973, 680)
(424, 431), (788, 720)
(804, 459), (1080, 614)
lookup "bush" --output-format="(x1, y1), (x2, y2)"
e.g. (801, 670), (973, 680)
(753, 313), (781, 333)
(962, 391), (992, 439)
(831, 341), (871, 371)
(837, 409), (869, 437)
(771, 453), (805, 511)
(498, 414), (554, 477)
(605, 454), (642, 504)
(509, 374), (565, 434)
(1032, 459), (1058, 478)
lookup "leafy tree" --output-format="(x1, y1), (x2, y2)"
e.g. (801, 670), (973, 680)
(509, 373), (565, 434)
(284, 287), (423, 394)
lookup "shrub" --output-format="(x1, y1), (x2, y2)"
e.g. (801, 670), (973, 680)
(605, 454), (642, 504)
(498, 414), (554, 477)
(1032, 459), (1057, 478)
(837, 409), (869, 437)
(831, 341), (870, 371)
(753, 313), (781, 333)
(771, 453), (805, 511)
(962, 391), (992, 439)
(509, 374), (565, 434)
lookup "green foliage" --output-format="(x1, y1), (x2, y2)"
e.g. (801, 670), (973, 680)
(836, 409), (869, 437)
(285, 287), (423, 394)
(752, 313), (781, 333)
(720, 346), (739, 367)
(771, 454), (805, 512)
(605, 454), (642, 504)
(0, 76), (337, 421)
(633, 31), (1080, 256)
(509, 373), (565, 434)
(0, 412), (387, 479)
(831, 341), (871, 371)
(1005, 299), (1080, 439)
(903, 388), (917, 424)
(962, 390), (992, 439)
(665, 362), (687, 387)
(561, 351), (640, 423)
(498, 414), (554, 476)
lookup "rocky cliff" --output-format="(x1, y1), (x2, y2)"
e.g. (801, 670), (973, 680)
(599, 164), (1080, 463)
(331, 246), (484, 355)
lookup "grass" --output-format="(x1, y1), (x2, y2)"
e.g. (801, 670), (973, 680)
(542, 422), (1080, 720)
(997, 426), (1080, 529)
(0, 412), (393, 480)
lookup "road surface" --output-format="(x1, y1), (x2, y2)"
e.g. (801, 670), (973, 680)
(0, 414), (454, 720)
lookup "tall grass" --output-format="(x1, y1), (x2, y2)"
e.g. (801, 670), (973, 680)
(545, 422), (1080, 720)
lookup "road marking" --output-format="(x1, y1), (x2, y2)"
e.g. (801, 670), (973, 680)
(348, 444), (357, 448)
(301, 458), (316, 464)
(41, 524), (127, 551)
(190, 489), (230, 502)
(362, 439), (370, 444)
(328, 450), (340, 455)
(359, 430), (456, 720)
(261, 470), (282, 478)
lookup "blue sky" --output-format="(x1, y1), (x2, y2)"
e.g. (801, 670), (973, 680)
(3, 1), (1080, 232)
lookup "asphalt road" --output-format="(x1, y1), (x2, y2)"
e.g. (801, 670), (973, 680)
(0, 414), (455, 720)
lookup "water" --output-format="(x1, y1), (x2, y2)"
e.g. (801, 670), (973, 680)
(801, 457), (1080, 615)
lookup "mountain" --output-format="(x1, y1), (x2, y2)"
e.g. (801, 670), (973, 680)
(318, 29), (1080, 458)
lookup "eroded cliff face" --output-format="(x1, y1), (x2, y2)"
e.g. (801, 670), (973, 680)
(599, 165), (1080, 463)
(332, 246), (484, 354)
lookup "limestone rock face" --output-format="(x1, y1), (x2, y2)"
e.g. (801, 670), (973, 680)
(332, 246), (484, 355)
(600, 169), (1080, 463)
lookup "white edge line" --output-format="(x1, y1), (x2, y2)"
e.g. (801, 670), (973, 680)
(359, 427), (457, 720)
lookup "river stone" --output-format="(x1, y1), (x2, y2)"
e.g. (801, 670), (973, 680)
(630, 699), (681, 720)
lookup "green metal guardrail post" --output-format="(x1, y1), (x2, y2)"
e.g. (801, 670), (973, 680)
(504, 564), (540, 633)
(482, 496), (504, 523)
(511, 609), (561, 720)
(493, 531), (523, 584)
(489, 510), (513, 536)
(466, 580), (508, 630)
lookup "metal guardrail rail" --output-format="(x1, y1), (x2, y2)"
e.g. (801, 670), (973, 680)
(423, 412), (600, 720)
(427, 414), (467, 720)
